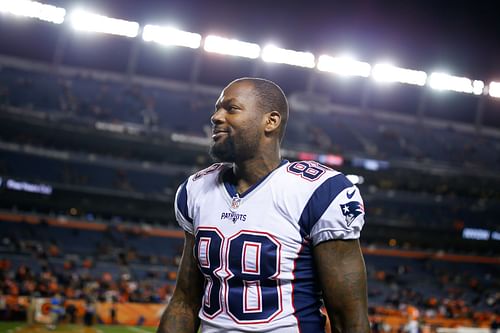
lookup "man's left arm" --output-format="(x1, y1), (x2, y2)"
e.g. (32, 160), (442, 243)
(313, 239), (370, 333)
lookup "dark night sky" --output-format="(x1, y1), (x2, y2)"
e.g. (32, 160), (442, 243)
(38, 0), (500, 80)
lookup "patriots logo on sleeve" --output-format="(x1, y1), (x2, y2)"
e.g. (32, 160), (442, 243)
(340, 201), (364, 226)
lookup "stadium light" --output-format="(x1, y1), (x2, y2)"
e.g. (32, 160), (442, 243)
(489, 81), (500, 98)
(372, 64), (427, 86)
(429, 72), (484, 95)
(317, 55), (371, 78)
(204, 35), (260, 59)
(472, 80), (484, 96)
(0, 0), (66, 24)
(262, 45), (315, 68)
(142, 24), (201, 49)
(70, 9), (139, 38)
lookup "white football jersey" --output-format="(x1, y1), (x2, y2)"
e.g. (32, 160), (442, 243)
(174, 160), (365, 333)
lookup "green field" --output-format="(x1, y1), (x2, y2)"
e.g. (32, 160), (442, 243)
(0, 322), (157, 333)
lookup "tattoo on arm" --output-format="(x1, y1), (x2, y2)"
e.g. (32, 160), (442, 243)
(157, 232), (204, 333)
(314, 239), (370, 333)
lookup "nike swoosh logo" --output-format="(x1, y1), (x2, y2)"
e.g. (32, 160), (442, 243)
(347, 189), (356, 199)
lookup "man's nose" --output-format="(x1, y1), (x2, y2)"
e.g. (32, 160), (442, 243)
(211, 108), (225, 125)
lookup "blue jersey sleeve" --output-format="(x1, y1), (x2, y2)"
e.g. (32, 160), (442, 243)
(298, 174), (365, 246)
(174, 179), (194, 234)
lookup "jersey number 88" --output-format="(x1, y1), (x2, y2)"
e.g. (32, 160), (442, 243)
(195, 228), (283, 324)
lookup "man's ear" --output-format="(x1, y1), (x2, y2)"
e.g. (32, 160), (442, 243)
(264, 111), (281, 135)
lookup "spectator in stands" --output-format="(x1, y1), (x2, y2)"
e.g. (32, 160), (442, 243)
(58, 79), (78, 114)
(83, 298), (96, 326)
(0, 290), (6, 320)
(403, 314), (419, 333)
(110, 300), (118, 325)
(65, 302), (77, 324)
(371, 318), (382, 333)
(491, 315), (500, 333)
(47, 292), (64, 330)
(26, 293), (36, 327)
(381, 322), (392, 332)
(141, 96), (159, 130)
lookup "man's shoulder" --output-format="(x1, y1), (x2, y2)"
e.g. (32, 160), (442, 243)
(274, 160), (352, 206)
(191, 163), (230, 181)
(182, 163), (230, 191)
(278, 160), (344, 187)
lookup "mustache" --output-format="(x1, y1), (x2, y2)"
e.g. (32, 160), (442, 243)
(212, 127), (231, 134)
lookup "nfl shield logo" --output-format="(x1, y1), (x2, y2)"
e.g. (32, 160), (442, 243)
(230, 196), (241, 212)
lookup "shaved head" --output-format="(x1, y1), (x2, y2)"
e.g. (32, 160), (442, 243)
(228, 77), (289, 142)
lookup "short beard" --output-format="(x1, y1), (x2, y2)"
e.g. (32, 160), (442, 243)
(209, 131), (260, 163)
(209, 136), (237, 162)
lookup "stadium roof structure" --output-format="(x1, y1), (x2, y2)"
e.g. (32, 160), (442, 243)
(0, 0), (500, 129)
(1, 1), (499, 72)
(8, 0), (499, 78)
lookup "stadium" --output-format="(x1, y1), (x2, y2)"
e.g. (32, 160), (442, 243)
(0, 1), (499, 332)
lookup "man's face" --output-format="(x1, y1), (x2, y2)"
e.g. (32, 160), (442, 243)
(209, 81), (264, 162)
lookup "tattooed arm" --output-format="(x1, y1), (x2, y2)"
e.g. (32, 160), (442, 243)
(157, 232), (204, 333)
(313, 239), (370, 333)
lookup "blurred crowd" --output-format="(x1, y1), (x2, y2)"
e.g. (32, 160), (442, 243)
(0, 253), (175, 307)
(367, 261), (499, 322)
(1, 237), (498, 323)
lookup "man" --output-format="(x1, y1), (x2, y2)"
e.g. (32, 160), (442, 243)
(157, 78), (369, 333)
(403, 316), (419, 333)
(490, 315), (500, 333)
(83, 298), (96, 327)
(47, 292), (64, 330)
(403, 306), (419, 333)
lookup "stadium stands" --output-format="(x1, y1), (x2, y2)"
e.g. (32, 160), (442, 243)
(2, 64), (500, 168)
(0, 150), (178, 194)
(0, 215), (498, 329)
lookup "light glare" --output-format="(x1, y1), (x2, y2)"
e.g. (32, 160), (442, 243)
(262, 45), (315, 68)
(142, 25), (201, 49)
(429, 73), (483, 95)
(489, 81), (500, 98)
(372, 64), (427, 86)
(204, 35), (260, 59)
(1, 3), (496, 98)
(0, 0), (66, 24)
(472, 80), (484, 96)
(71, 9), (139, 38)
(317, 55), (371, 77)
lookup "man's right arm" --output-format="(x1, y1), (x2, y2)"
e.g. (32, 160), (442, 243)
(157, 231), (204, 333)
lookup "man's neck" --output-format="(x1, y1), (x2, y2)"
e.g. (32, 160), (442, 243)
(230, 153), (282, 194)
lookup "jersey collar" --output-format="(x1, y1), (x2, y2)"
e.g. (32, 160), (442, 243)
(223, 159), (289, 199)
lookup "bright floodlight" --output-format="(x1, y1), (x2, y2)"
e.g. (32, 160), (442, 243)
(204, 35), (260, 59)
(472, 80), (484, 96)
(489, 81), (500, 98)
(262, 45), (315, 68)
(71, 9), (139, 38)
(0, 0), (66, 24)
(372, 64), (427, 86)
(142, 24), (201, 49)
(429, 73), (484, 95)
(317, 55), (371, 77)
